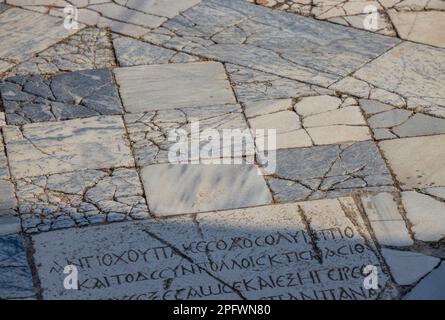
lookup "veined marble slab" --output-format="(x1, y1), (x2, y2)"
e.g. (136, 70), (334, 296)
(4, 115), (134, 179)
(115, 62), (236, 113)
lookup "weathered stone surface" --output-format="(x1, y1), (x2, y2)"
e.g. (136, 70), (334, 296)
(16, 168), (149, 233)
(248, 110), (312, 150)
(360, 99), (445, 139)
(89, 3), (166, 28)
(113, 35), (200, 67)
(0, 132), (8, 179)
(0, 69), (123, 125)
(0, 180), (17, 211)
(115, 62), (236, 113)
(227, 64), (332, 103)
(125, 104), (252, 166)
(4, 115), (134, 179)
(141, 164), (271, 216)
(354, 42), (445, 117)
(381, 249), (440, 286)
(404, 261), (445, 300)
(125, 0), (202, 18)
(7, 28), (115, 77)
(0, 211), (21, 236)
(0, 234), (34, 299)
(249, 0), (396, 36)
(268, 141), (394, 202)
(402, 191), (445, 242)
(379, 135), (445, 190)
(146, 0), (399, 86)
(388, 10), (445, 48)
(0, 8), (77, 64)
(32, 198), (393, 300)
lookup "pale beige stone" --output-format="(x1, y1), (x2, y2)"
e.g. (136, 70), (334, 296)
(379, 135), (445, 190)
(307, 125), (371, 145)
(388, 10), (445, 48)
(124, 0), (202, 18)
(249, 110), (312, 149)
(244, 99), (292, 118)
(303, 106), (366, 127)
(294, 95), (342, 117)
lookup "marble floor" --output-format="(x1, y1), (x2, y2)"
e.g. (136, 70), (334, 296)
(0, 0), (444, 300)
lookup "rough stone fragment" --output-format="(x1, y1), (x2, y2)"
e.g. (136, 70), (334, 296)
(294, 95), (341, 117)
(4, 115), (134, 179)
(140, 164), (272, 216)
(379, 135), (445, 189)
(125, 0), (202, 18)
(0, 180), (17, 211)
(31, 197), (394, 300)
(381, 249), (440, 286)
(0, 234), (34, 299)
(115, 62), (236, 113)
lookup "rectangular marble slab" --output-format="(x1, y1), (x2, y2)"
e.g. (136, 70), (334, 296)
(32, 198), (394, 300)
(140, 164), (271, 216)
(4, 115), (134, 179)
(115, 62), (236, 113)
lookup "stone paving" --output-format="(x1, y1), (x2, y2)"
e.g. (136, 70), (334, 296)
(0, 0), (444, 300)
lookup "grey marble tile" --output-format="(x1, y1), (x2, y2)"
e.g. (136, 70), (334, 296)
(0, 234), (34, 299)
(4, 115), (134, 179)
(268, 141), (394, 202)
(0, 69), (123, 125)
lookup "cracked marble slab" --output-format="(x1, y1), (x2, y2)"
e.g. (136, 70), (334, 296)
(247, 94), (371, 149)
(379, 135), (445, 190)
(0, 234), (34, 299)
(226, 64), (333, 103)
(140, 164), (272, 216)
(113, 35), (201, 67)
(31, 197), (395, 300)
(0, 8), (78, 67)
(17, 168), (149, 234)
(267, 141), (395, 202)
(247, 0), (397, 36)
(124, 104), (253, 166)
(3, 115), (134, 179)
(0, 69), (123, 125)
(144, 0), (399, 87)
(6, 28), (115, 77)
(402, 191), (445, 242)
(115, 62), (236, 113)
(359, 99), (445, 140)
(353, 42), (445, 118)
